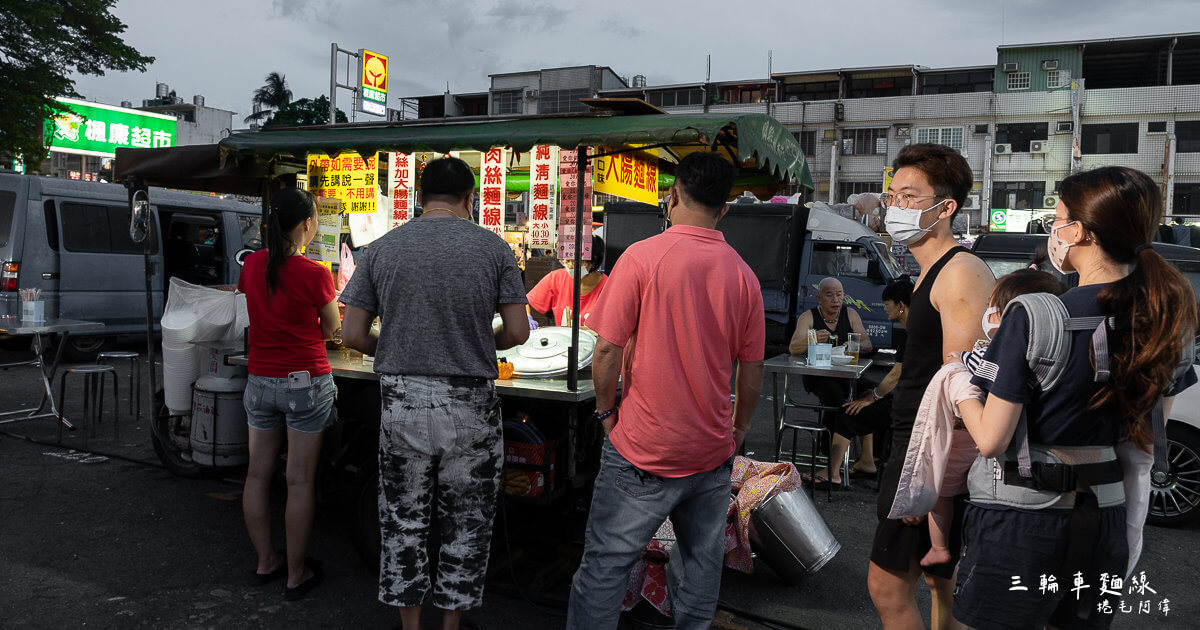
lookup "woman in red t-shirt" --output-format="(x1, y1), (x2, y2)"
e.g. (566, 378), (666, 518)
(237, 188), (341, 600)
(527, 235), (608, 327)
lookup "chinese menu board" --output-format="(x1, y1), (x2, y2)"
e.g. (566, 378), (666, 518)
(593, 149), (659, 205)
(306, 152), (379, 213)
(479, 148), (508, 235)
(529, 145), (559, 248)
(558, 148), (593, 261)
(388, 152), (416, 229)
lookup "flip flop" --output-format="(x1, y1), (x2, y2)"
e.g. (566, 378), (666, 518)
(283, 559), (324, 601)
(807, 475), (845, 491)
(848, 466), (877, 480)
(249, 558), (287, 586)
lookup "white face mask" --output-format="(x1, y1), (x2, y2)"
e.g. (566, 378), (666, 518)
(981, 306), (1000, 340)
(1048, 220), (1078, 275)
(884, 199), (947, 245)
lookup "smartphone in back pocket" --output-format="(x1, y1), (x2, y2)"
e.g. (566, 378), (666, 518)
(287, 370), (312, 390)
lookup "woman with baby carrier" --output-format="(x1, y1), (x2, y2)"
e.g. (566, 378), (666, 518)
(952, 166), (1197, 629)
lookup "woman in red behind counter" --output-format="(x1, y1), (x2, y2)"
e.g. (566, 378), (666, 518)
(527, 235), (608, 327)
(237, 188), (341, 601)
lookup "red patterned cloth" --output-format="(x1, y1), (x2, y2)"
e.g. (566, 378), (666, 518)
(619, 457), (801, 615)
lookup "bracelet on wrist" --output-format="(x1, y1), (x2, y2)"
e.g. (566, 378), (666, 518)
(593, 406), (619, 422)
(870, 388), (882, 401)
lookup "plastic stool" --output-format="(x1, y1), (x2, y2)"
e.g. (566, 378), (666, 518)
(97, 351), (141, 421)
(57, 364), (119, 445)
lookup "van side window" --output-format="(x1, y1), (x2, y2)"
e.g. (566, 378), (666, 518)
(237, 215), (263, 249)
(811, 243), (870, 278)
(43, 200), (59, 251)
(0, 190), (15, 247)
(60, 203), (158, 254)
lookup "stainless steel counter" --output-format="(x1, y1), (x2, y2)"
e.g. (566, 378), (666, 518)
(228, 349), (599, 403)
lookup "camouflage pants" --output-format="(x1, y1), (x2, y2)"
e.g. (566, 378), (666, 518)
(377, 374), (503, 610)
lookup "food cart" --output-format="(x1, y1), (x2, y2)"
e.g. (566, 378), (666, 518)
(113, 108), (813, 560)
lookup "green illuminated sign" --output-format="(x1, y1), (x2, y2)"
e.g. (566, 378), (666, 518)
(46, 97), (177, 157)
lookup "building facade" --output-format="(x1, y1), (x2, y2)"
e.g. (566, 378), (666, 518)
(394, 33), (1200, 230)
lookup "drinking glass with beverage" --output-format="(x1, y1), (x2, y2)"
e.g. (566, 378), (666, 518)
(846, 332), (862, 365)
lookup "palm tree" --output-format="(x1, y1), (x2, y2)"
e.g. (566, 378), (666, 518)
(244, 72), (292, 123)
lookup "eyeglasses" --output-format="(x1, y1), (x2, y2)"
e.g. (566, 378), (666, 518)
(1042, 216), (1075, 229)
(880, 191), (945, 209)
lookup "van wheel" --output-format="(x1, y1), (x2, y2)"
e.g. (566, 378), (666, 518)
(150, 388), (208, 479)
(1148, 423), (1200, 527)
(61, 335), (111, 362)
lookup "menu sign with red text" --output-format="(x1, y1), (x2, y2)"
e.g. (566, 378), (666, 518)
(558, 148), (593, 260)
(306, 152), (378, 213)
(387, 152), (415, 229)
(479, 148), (507, 235)
(529, 145), (558, 248)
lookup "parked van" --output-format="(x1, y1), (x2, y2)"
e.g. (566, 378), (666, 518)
(601, 201), (906, 352)
(0, 173), (262, 359)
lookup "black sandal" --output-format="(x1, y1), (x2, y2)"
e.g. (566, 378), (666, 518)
(283, 559), (324, 601)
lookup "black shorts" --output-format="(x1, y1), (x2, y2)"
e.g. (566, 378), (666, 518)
(953, 503), (1128, 630)
(830, 395), (892, 438)
(870, 435), (965, 580)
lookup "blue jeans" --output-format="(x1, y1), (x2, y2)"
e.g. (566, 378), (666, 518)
(567, 439), (733, 630)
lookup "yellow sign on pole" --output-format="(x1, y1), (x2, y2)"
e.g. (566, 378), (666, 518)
(593, 149), (659, 205)
(883, 167), (894, 193)
(306, 152), (378, 213)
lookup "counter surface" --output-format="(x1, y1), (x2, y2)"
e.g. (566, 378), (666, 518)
(228, 349), (598, 403)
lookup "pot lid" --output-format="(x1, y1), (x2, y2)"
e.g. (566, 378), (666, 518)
(496, 326), (596, 378)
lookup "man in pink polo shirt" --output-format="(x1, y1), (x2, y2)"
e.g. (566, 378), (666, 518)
(566, 153), (765, 630)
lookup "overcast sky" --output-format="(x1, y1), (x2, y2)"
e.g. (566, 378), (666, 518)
(71, 0), (1200, 123)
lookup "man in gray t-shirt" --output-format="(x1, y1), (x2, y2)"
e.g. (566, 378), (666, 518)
(341, 157), (529, 630)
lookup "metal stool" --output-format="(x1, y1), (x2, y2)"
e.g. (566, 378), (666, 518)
(57, 364), (119, 445)
(776, 406), (848, 502)
(97, 351), (141, 421)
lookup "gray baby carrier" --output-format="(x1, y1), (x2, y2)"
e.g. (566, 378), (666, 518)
(965, 292), (1192, 619)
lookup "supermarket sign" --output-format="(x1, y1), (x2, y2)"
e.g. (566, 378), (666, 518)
(358, 49), (388, 116)
(46, 97), (176, 158)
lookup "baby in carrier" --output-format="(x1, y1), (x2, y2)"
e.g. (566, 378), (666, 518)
(921, 269), (1064, 567)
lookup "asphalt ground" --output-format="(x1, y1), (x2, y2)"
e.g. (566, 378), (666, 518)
(0, 338), (1196, 629)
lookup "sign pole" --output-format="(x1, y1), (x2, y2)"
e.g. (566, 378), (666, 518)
(568, 146), (586, 391)
(329, 43), (338, 125)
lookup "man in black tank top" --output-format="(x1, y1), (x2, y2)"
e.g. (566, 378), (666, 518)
(788, 277), (875, 409)
(868, 145), (994, 630)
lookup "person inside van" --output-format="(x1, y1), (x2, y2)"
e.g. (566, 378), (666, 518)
(164, 222), (197, 284)
(237, 188), (341, 601)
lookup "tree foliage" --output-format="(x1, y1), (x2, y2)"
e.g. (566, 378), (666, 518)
(264, 96), (349, 127)
(244, 72), (292, 123)
(0, 0), (153, 165)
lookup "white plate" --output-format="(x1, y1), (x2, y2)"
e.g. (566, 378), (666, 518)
(831, 354), (854, 365)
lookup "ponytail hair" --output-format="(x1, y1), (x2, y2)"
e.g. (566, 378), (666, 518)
(265, 188), (316, 297)
(1059, 166), (1198, 449)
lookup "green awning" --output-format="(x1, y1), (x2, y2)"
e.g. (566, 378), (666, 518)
(218, 113), (813, 189)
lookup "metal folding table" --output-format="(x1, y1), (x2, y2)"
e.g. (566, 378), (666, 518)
(0, 316), (105, 429)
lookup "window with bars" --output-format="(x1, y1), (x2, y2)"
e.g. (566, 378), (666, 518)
(838, 181), (883, 201)
(844, 128), (887, 155)
(1177, 121), (1200, 153)
(996, 122), (1049, 152)
(992, 181), (1046, 210)
(491, 90), (522, 115)
(792, 130), (817, 157)
(1046, 69), (1071, 89)
(1007, 72), (1031, 90)
(647, 89), (705, 108)
(1081, 123), (1139, 154)
(538, 88), (591, 114)
(916, 127), (964, 150)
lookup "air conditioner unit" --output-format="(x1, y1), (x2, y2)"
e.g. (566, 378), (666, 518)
(1002, 62), (1019, 73)
(1043, 195), (1060, 209)
(525, 89), (539, 99)
(841, 139), (855, 155)
(1042, 60), (1059, 71)
(994, 143), (1012, 155)
(963, 193), (981, 210)
(1030, 140), (1049, 153)
(1055, 121), (1074, 134)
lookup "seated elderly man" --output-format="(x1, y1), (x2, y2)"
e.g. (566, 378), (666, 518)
(789, 277), (874, 408)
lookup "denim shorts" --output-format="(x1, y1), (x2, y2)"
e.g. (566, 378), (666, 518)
(243, 372), (337, 434)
